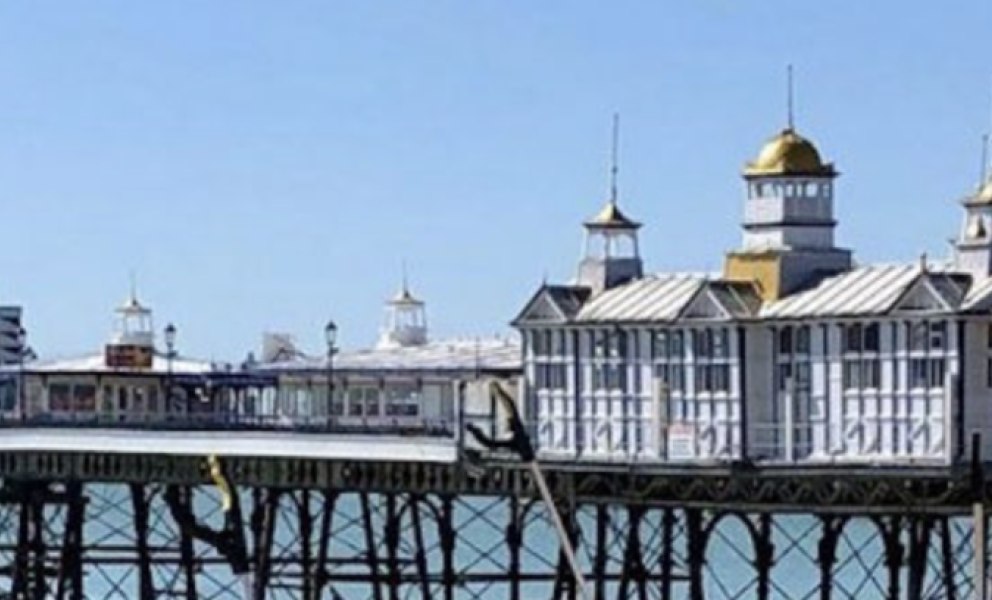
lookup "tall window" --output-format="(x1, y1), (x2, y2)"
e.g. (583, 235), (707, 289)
(592, 330), (626, 392)
(909, 321), (948, 389)
(776, 326), (812, 392)
(653, 330), (685, 393)
(986, 323), (992, 388)
(842, 323), (881, 390)
(533, 330), (567, 391)
(693, 328), (731, 393)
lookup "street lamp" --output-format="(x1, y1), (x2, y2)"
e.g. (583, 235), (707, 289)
(164, 323), (177, 421)
(16, 327), (26, 421)
(324, 320), (338, 430)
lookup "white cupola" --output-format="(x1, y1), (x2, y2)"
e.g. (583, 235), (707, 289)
(953, 172), (992, 281)
(105, 286), (155, 368)
(377, 278), (428, 349)
(576, 115), (643, 295)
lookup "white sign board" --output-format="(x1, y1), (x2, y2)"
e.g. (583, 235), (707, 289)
(667, 422), (696, 460)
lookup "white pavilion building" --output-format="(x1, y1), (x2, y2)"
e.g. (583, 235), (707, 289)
(515, 120), (992, 466)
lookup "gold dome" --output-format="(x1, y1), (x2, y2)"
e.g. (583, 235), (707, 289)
(744, 128), (836, 178)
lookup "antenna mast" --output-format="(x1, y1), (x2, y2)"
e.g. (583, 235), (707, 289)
(981, 133), (990, 188)
(786, 64), (795, 130)
(610, 113), (620, 206)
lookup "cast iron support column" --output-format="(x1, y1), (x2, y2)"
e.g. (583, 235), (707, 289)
(298, 491), (314, 600)
(409, 495), (432, 600)
(313, 491), (337, 600)
(686, 508), (706, 600)
(506, 497), (523, 600)
(906, 516), (933, 600)
(360, 493), (383, 600)
(130, 483), (156, 600)
(384, 494), (401, 600)
(660, 508), (676, 600)
(439, 496), (457, 600)
(55, 482), (85, 600)
(939, 517), (958, 600)
(817, 515), (844, 600)
(592, 504), (609, 600)
(754, 513), (775, 600)
(177, 487), (199, 600)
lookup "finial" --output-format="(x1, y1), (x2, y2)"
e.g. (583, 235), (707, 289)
(981, 132), (990, 189)
(786, 64), (795, 130)
(128, 270), (139, 304)
(609, 113), (620, 206)
(401, 260), (409, 295)
(919, 252), (928, 273)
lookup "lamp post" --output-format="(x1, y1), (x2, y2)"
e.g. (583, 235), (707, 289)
(324, 320), (337, 431)
(164, 323), (177, 423)
(16, 327), (26, 422)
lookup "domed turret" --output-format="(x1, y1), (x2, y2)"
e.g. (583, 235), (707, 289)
(744, 128), (836, 178)
(724, 81), (851, 301)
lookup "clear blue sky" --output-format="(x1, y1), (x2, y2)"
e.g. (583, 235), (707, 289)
(1, 1), (991, 359)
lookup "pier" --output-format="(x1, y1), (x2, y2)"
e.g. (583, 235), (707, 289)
(0, 432), (987, 599)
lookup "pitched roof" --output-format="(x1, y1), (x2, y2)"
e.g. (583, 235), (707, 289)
(575, 274), (708, 323)
(761, 263), (973, 319)
(261, 337), (521, 375)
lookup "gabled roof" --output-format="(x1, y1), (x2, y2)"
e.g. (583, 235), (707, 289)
(513, 285), (591, 326)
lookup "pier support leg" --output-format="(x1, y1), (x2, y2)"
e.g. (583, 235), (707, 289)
(660, 508), (675, 600)
(506, 497), (523, 600)
(906, 516), (933, 600)
(298, 491), (314, 600)
(686, 509), (706, 600)
(361, 493), (383, 600)
(251, 488), (280, 600)
(754, 513), (775, 600)
(410, 495), (431, 600)
(976, 502), (987, 600)
(877, 516), (904, 600)
(939, 517), (958, 600)
(176, 488), (199, 600)
(55, 482), (84, 600)
(130, 484), (156, 600)
(817, 515), (843, 600)
(592, 505), (608, 600)
(439, 496), (456, 600)
(313, 491), (336, 600)
(384, 494), (401, 600)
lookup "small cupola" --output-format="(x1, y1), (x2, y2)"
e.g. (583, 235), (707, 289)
(377, 275), (428, 349)
(576, 115), (643, 294)
(105, 286), (155, 369)
(952, 137), (992, 280)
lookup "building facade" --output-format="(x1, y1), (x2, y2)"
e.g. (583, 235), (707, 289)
(516, 122), (992, 466)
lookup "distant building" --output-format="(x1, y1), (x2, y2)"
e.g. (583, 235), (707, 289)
(256, 281), (520, 441)
(0, 305), (25, 366)
(515, 119), (992, 466)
